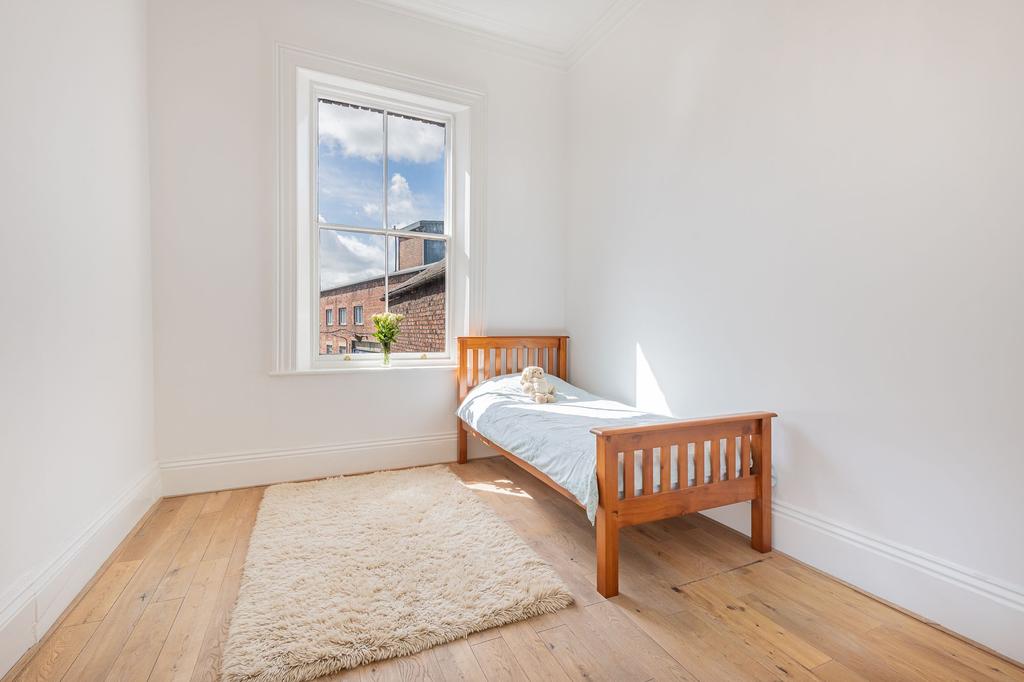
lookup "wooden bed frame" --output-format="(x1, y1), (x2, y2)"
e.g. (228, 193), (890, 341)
(456, 335), (776, 598)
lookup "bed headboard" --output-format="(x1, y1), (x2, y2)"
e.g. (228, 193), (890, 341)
(457, 336), (568, 402)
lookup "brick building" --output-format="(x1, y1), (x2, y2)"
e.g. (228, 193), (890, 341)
(319, 221), (446, 355)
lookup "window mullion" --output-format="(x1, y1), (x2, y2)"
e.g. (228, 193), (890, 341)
(382, 109), (389, 312)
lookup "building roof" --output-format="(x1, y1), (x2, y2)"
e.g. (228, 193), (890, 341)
(320, 273), (385, 296)
(319, 259), (445, 298)
(397, 220), (443, 234)
(386, 259), (445, 301)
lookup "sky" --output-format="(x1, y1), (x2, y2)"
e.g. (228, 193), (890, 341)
(317, 100), (445, 290)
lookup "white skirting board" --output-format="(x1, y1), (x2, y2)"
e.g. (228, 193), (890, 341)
(0, 466), (162, 678)
(160, 432), (461, 496)
(701, 501), (1024, 664)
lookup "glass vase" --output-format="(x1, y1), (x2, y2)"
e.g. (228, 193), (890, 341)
(381, 346), (391, 367)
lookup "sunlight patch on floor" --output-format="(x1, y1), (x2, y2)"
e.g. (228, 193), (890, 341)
(461, 479), (533, 499)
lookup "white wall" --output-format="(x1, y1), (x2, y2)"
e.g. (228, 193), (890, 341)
(0, 0), (159, 674)
(148, 0), (566, 490)
(566, 0), (1024, 660)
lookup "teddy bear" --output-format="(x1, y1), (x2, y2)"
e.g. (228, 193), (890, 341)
(520, 366), (556, 403)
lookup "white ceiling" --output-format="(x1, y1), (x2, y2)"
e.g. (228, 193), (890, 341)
(357, 0), (642, 67)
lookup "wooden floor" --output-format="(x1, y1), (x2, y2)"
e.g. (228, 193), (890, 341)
(7, 458), (1022, 682)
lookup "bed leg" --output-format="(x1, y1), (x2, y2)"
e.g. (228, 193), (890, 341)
(751, 494), (772, 552)
(457, 420), (468, 464)
(596, 506), (619, 598)
(751, 417), (773, 552)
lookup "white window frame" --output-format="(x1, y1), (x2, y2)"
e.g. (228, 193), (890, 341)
(325, 308), (333, 326)
(273, 45), (486, 374)
(338, 306), (346, 325)
(354, 305), (364, 326)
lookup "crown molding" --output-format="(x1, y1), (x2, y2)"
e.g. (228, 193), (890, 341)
(352, 0), (646, 71)
(566, 0), (646, 69)
(352, 0), (566, 70)
(364, 0), (565, 52)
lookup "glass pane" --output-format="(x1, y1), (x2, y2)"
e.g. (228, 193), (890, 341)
(318, 100), (384, 229)
(390, 231), (445, 273)
(387, 238), (446, 353)
(319, 229), (386, 356)
(385, 113), (445, 230)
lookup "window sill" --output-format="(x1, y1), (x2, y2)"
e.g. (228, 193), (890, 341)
(271, 361), (457, 376)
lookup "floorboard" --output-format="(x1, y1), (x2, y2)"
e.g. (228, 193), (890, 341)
(5, 458), (1022, 682)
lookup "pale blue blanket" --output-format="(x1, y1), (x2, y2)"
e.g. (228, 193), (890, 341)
(457, 374), (673, 523)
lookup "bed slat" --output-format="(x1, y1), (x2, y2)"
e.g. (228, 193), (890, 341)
(659, 445), (671, 493)
(693, 442), (703, 487)
(671, 440), (679, 489)
(713, 438), (723, 482)
(729, 432), (737, 475)
(471, 348), (479, 387)
(712, 438), (720, 481)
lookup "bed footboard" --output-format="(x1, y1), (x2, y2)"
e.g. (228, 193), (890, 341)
(591, 411), (776, 597)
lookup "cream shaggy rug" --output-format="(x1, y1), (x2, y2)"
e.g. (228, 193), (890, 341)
(221, 465), (573, 682)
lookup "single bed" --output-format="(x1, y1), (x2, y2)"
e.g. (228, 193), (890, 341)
(456, 336), (776, 598)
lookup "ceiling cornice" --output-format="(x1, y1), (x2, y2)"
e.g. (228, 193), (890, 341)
(565, 0), (645, 69)
(352, 0), (645, 71)
(366, 0), (567, 52)
(352, 0), (565, 70)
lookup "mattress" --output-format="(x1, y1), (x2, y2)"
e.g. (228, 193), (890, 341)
(456, 374), (745, 524)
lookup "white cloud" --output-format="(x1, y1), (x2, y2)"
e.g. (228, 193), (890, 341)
(319, 102), (444, 164)
(318, 103), (382, 161)
(318, 159), (382, 228)
(320, 231), (385, 290)
(362, 202), (381, 218)
(387, 173), (417, 227)
(387, 115), (445, 163)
